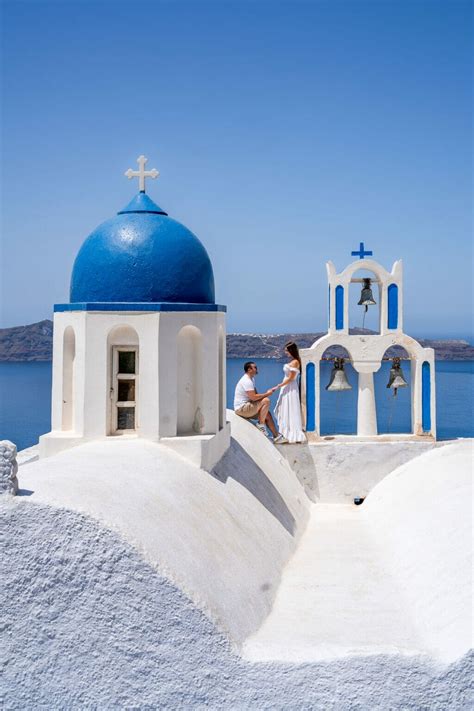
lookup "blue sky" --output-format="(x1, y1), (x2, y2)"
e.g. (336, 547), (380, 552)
(1, 0), (472, 338)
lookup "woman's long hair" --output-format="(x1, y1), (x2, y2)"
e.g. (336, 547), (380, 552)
(286, 340), (302, 401)
(285, 341), (302, 372)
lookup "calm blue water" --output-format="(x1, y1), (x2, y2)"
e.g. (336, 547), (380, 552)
(0, 360), (472, 451)
(230, 360), (474, 440)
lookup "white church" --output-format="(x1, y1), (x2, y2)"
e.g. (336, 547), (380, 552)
(40, 155), (230, 470)
(2, 156), (471, 708)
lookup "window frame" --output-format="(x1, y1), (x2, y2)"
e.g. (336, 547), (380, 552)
(111, 346), (138, 434)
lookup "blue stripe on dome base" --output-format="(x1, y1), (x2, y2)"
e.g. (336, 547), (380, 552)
(55, 303), (226, 312)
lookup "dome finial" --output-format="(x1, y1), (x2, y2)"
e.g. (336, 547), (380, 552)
(124, 155), (159, 193)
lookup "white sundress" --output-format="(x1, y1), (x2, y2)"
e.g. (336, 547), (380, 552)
(274, 364), (306, 443)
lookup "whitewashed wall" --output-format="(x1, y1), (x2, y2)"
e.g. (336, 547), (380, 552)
(40, 310), (228, 466)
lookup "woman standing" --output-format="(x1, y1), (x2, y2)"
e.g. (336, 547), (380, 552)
(274, 341), (306, 443)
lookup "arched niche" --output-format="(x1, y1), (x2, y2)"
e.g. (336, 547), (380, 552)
(62, 326), (76, 431)
(177, 325), (203, 435)
(106, 325), (140, 434)
(218, 326), (225, 430)
(375, 345), (412, 434)
(349, 267), (381, 334)
(320, 345), (357, 435)
(107, 324), (139, 348)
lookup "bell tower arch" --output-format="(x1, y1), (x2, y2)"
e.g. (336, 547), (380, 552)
(302, 245), (435, 440)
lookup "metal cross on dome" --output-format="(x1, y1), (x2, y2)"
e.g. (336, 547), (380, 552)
(124, 155), (159, 192)
(351, 242), (373, 259)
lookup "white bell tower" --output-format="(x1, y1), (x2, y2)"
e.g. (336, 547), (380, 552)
(300, 244), (436, 440)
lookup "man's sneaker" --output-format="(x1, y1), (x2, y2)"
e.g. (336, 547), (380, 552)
(256, 423), (267, 435)
(273, 434), (288, 444)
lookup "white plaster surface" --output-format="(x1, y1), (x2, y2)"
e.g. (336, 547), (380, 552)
(16, 444), (39, 467)
(244, 440), (472, 666)
(42, 309), (227, 457)
(2, 499), (471, 709)
(161, 421), (231, 471)
(6, 423), (472, 707)
(363, 439), (473, 664)
(17, 412), (309, 645)
(243, 503), (424, 662)
(278, 439), (439, 502)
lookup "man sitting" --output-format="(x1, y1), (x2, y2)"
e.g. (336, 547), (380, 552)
(234, 361), (287, 444)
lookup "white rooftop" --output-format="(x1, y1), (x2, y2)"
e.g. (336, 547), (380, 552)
(15, 417), (472, 665)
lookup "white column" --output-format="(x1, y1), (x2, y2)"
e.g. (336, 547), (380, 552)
(342, 279), (350, 335)
(218, 317), (226, 430)
(356, 371), (378, 436)
(83, 315), (108, 438)
(136, 315), (160, 439)
(429, 354), (437, 440)
(50, 316), (65, 432)
(412, 359), (423, 435)
(410, 358), (417, 434)
(158, 315), (178, 438)
(200, 319), (219, 435)
(379, 284), (387, 335)
(314, 361), (321, 436)
(328, 284), (335, 333)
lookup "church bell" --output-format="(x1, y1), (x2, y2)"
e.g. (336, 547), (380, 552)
(358, 278), (376, 310)
(326, 357), (352, 391)
(386, 357), (408, 396)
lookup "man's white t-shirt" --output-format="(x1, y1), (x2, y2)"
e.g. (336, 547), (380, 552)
(234, 374), (256, 410)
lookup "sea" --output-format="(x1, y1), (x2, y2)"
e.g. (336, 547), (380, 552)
(0, 360), (472, 451)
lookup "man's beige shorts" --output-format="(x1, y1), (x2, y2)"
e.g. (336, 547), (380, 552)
(235, 401), (262, 419)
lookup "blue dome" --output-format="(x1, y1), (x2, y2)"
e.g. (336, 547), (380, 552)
(70, 193), (215, 304)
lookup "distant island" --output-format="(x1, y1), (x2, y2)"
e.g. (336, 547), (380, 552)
(1, 320), (54, 362)
(0, 319), (473, 362)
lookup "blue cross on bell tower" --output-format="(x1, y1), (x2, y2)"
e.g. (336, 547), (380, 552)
(351, 242), (373, 259)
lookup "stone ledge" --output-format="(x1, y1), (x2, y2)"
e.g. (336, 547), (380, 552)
(161, 423), (231, 472)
